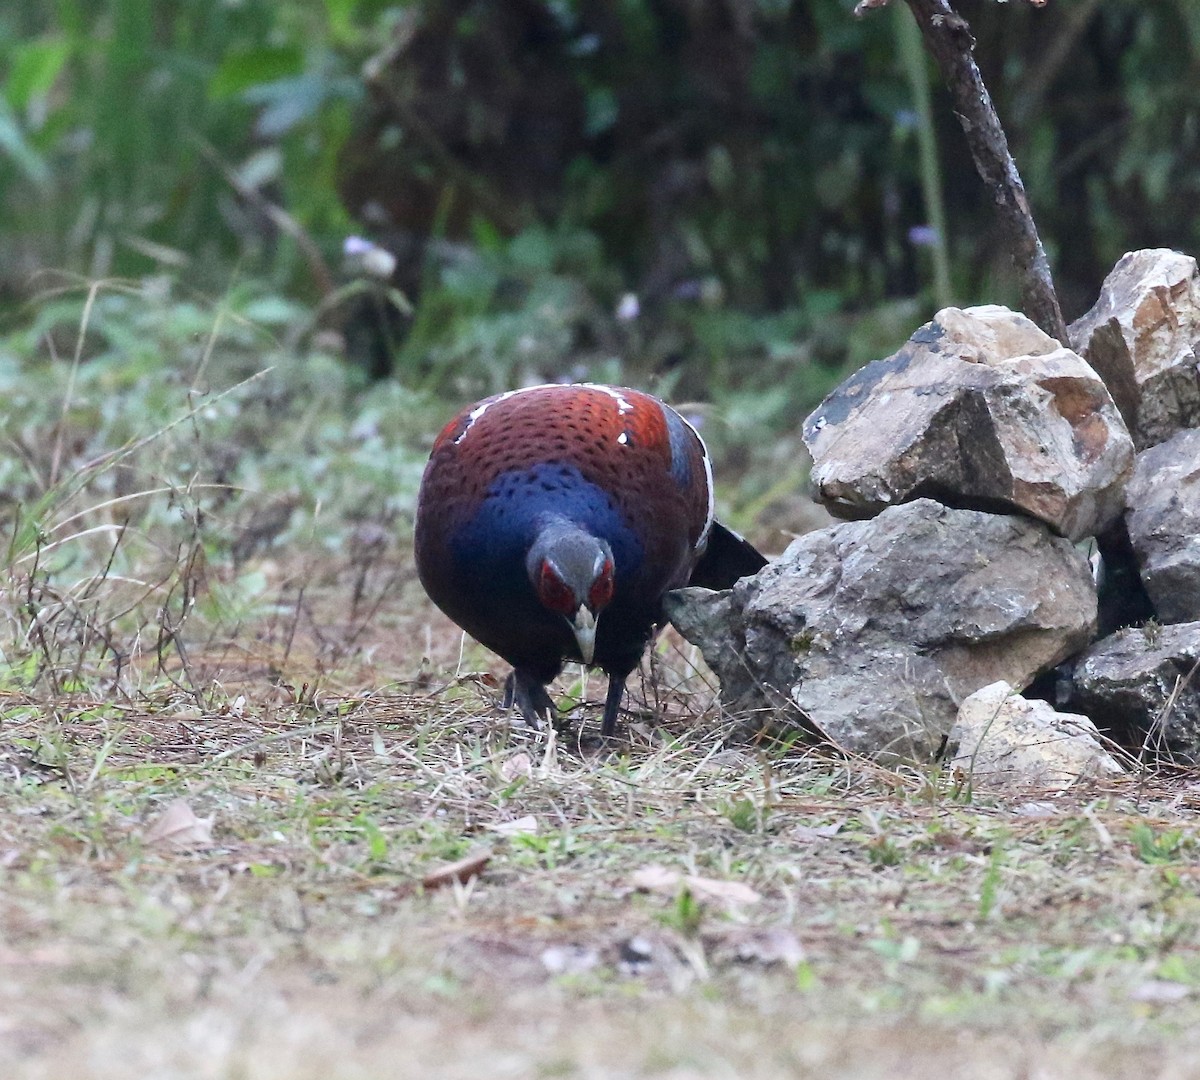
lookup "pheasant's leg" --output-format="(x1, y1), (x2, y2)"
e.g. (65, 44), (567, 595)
(600, 674), (628, 739)
(504, 668), (557, 730)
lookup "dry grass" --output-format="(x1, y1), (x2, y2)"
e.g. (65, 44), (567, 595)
(4, 548), (1200, 1078)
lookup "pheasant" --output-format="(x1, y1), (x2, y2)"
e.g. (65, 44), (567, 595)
(414, 383), (766, 737)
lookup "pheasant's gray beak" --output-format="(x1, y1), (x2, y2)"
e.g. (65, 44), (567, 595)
(571, 606), (598, 665)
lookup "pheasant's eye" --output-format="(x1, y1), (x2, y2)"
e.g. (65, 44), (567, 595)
(538, 561), (576, 615)
(588, 558), (615, 611)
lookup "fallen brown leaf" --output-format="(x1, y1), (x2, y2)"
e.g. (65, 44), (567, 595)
(500, 753), (532, 781)
(1131, 980), (1190, 1005)
(684, 874), (761, 907)
(143, 799), (215, 848)
(629, 864), (681, 893)
(485, 815), (538, 837)
(790, 821), (845, 842)
(422, 848), (492, 890)
(629, 865), (761, 908)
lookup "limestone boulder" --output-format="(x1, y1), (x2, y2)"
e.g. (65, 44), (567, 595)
(949, 681), (1124, 792)
(803, 305), (1133, 541)
(666, 499), (1098, 763)
(1069, 622), (1200, 764)
(1069, 248), (1200, 450)
(1125, 429), (1200, 624)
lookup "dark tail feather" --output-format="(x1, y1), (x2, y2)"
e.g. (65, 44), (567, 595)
(688, 521), (767, 590)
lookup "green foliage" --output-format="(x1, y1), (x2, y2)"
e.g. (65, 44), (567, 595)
(353, 812), (390, 864)
(396, 222), (619, 398)
(0, 2), (386, 296)
(977, 844), (1005, 920)
(0, 279), (433, 542)
(722, 797), (763, 835)
(1131, 823), (1187, 865)
(0, 278), (436, 695)
(867, 836), (903, 868)
(1, 1), (1193, 416)
(660, 884), (704, 938)
(2, 0), (1198, 325)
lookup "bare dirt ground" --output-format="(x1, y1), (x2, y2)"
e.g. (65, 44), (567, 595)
(5, 551), (1200, 1079)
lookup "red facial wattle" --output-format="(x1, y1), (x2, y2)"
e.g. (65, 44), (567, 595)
(588, 558), (615, 612)
(537, 561), (577, 615)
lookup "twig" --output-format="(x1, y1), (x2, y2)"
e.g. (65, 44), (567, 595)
(49, 280), (103, 489)
(207, 722), (343, 764)
(1140, 654), (1200, 774)
(872, 0), (1067, 343)
(193, 137), (336, 297)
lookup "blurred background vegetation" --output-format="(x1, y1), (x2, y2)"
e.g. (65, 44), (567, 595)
(2, 0), (1200, 562)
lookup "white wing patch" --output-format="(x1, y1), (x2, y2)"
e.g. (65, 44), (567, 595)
(580, 383), (634, 414)
(697, 438), (715, 552)
(452, 382), (638, 445)
(672, 409), (715, 553)
(452, 384), (554, 444)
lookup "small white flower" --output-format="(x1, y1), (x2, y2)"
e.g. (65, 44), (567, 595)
(343, 235), (397, 279)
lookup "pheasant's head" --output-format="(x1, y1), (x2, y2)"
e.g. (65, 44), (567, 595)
(526, 524), (615, 664)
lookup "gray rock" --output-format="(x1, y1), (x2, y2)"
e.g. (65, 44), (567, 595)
(803, 305), (1133, 541)
(1069, 248), (1200, 450)
(1125, 429), (1200, 624)
(666, 499), (1098, 763)
(949, 681), (1124, 792)
(1069, 622), (1200, 763)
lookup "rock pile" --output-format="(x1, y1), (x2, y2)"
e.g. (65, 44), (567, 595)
(802, 305), (1132, 541)
(669, 249), (1200, 779)
(667, 499), (1096, 763)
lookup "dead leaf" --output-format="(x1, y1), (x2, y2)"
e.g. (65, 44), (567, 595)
(486, 815), (538, 837)
(1131, 980), (1190, 1005)
(790, 821), (844, 842)
(695, 749), (752, 775)
(1014, 801), (1059, 818)
(629, 865), (761, 908)
(629, 864), (681, 893)
(500, 753), (532, 781)
(422, 848), (492, 890)
(683, 874), (761, 907)
(143, 799), (215, 848)
(627, 721), (663, 744)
